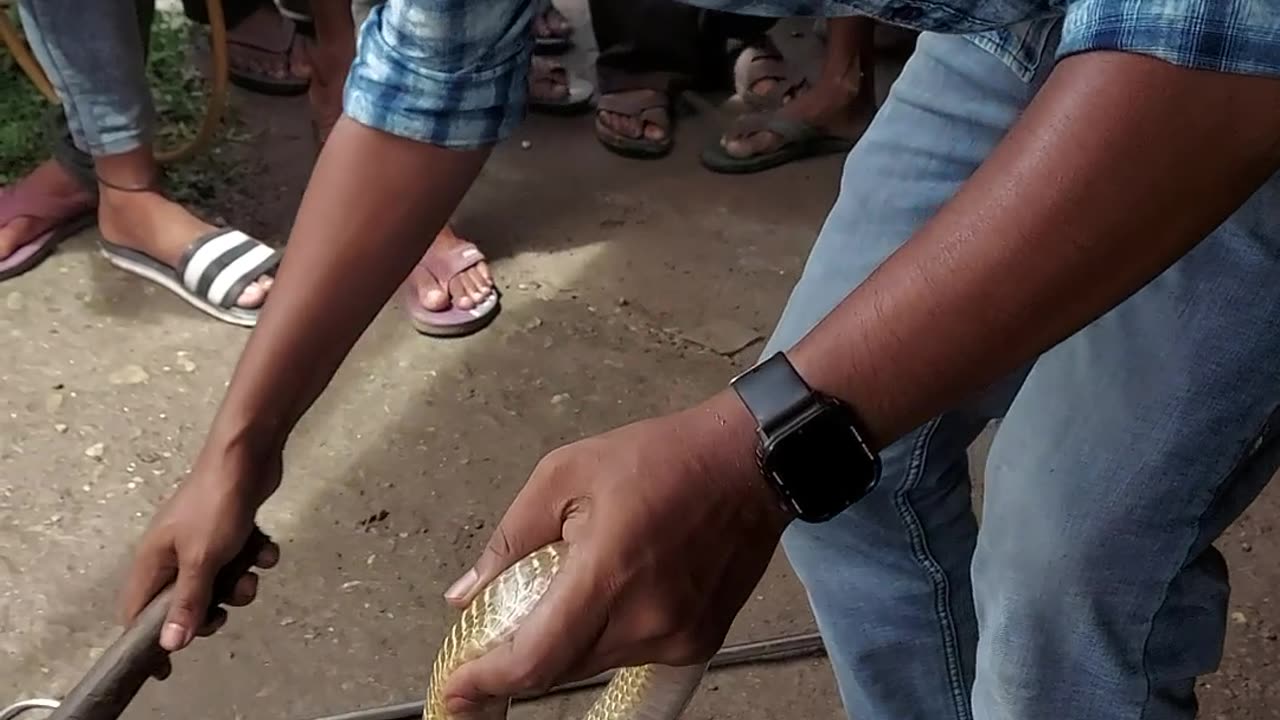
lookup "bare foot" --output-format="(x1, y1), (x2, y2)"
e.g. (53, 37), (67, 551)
(406, 224), (493, 311)
(95, 189), (273, 308)
(595, 89), (671, 145)
(721, 76), (872, 159)
(0, 160), (94, 259)
(534, 5), (572, 42)
(529, 56), (572, 104)
(724, 20), (876, 159)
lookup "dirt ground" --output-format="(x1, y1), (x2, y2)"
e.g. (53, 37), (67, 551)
(2, 9), (1278, 720)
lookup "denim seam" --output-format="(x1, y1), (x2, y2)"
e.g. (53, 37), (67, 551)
(894, 417), (974, 720)
(1136, 406), (1280, 720)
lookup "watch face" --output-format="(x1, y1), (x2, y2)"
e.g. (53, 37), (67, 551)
(767, 403), (879, 522)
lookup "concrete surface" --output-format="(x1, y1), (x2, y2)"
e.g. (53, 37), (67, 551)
(2, 9), (1278, 720)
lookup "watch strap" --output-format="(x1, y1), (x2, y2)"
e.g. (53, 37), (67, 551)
(731, 353), (814, 436)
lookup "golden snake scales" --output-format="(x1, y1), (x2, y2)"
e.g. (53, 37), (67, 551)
(424, 544), (706, 720)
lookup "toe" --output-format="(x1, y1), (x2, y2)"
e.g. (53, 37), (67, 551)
(449, 275), (476, 310)
(462, 267), (490, 303)
(643, 120), (667, 143)
(0, 217), (36, 258)
(236, 281), (267, 309)
(415, 268), (449, 311)
(457, 271), (484, 305)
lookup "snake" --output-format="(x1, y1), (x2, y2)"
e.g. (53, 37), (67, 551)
(424, 543), (707, 720)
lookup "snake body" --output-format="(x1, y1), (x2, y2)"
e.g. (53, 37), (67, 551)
(424, 544), (706, 720)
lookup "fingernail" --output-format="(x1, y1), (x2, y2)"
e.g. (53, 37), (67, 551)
(445, 568), (478, 601)
(160, 622), (188, 651)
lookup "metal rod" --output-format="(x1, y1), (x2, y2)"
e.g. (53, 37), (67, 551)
(1, 699), (59, 720)
(305, 632), (826, 720)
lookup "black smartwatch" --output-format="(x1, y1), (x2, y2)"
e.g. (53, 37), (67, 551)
(730, 352), (881, 522)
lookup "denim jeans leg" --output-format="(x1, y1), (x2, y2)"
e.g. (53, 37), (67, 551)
(971, 133), (1280, 720)
(760, 30), (1054, 720)
(19, 0), (156, 187)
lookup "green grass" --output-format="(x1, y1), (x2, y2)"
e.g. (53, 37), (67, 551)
(0, 7), (248, 199)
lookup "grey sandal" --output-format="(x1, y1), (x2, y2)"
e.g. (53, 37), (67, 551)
(99, 229), (281, 327)
(701, 113), (859, 174)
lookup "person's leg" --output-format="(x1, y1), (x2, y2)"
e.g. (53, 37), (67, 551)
(763, 31), (1054, 719)
(17, 0), (273, 310)
(707, 16), (877, 172)
(0, 0), (154, 269)
(590, 0), (771, 155)
(969, 144), (1280, 719)
(221, 0), (311, 96)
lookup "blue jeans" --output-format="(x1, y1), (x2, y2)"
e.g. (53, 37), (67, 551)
(19, 0), (155, 159)
(763, 28), (1280, 720)
(17, 0), (155, 189)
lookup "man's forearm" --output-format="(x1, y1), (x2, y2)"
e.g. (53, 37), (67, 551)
(780, 53), (1280, 449)
(207, 118), (490, 470)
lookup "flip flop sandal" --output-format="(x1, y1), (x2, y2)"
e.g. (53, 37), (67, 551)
(733, 43), (806, 111)
(528, 59), (594, 115)
(701, 113), (860, 175)
(225, 15), (310, 96)
(0, 183), (95, 282)
(402, 241), (500, 338)
(534, 5), (574, 54)
(594, 90), (674, 159)
(99, 229), (281, 327)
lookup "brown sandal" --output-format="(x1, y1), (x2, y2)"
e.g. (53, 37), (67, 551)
(594, 89), (673, 159)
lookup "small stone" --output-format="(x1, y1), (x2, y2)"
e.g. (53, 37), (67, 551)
(176, 355), (197, 373)
(108, 365), (150, 386)
(616, 297), (629, 307)
(524, 316), (543, 330)
(54, 423), (68, 434)
(45, 393), (65, 413)
(1232, 611), (1248, 625)
(520, 140), (533, 150)
(126, 482), (137, 490)
(551, 393), (571, 405)
(279, 616), (297, 626)
(517, 283), (530, 291)
(84, 442), (106, 461)
(5, 291), (23, 310)
(1265, 631), (1278, 641)
(1241, 542), (1252, 553)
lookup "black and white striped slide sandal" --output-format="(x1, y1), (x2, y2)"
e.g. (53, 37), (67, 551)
(99, 229), (281, 327)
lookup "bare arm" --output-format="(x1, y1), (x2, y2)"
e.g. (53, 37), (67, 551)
(720, 51), (1280, 454)
(440, 51), (1280, 706)
(208, 120), (489, 472)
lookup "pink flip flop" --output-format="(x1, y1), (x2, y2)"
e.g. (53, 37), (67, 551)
(402, 240), (500, 338)
(0, 182), (96, 282)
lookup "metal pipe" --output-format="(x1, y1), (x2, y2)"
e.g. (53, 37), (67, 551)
(0, 699), (59, 720)
(305, 632), (826, 720)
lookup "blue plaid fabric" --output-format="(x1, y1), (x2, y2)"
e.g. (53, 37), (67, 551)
(344, 0), (1280, 149)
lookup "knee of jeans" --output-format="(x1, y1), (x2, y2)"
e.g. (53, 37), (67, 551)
(971, 511), (1224, 709)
